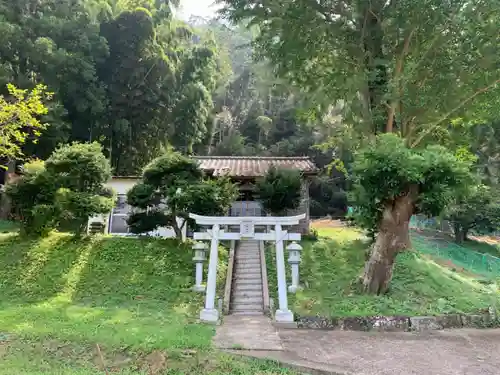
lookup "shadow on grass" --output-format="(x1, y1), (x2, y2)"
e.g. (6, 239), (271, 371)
(0, 297), (212, 350)
(72, 236), (194, 306)
(0, 233), (219, 351)
(0, 233), (82, 303)
(266, 229), (499, 318)
(72, 236), (228, 311)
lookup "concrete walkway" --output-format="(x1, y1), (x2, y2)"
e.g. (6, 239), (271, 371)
(277, 328), (500, 375)
(216, 316), (500, 374)
(214, 315), (283, 350)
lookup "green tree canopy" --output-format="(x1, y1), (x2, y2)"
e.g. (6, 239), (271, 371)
(0, 0), (228, 173)
(351, 134), (472, 293)
(0, 84), (52, 166)
(219, 0), (500, 143)
(127, 151), (238, 239)
(445, 184), (500, 244)
(218, 0), (500, 293)
(6, 142), (114, 236)
(256, 166), (302, 215)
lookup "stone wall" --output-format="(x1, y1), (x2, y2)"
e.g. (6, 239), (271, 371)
(294, 312), (499, 331)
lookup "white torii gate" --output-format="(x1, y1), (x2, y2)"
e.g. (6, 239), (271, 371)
(189, 213), (305, 323)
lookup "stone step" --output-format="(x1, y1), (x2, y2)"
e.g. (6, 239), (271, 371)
(234, 273), (262, 280)
(230, 311), (264, 316)
(231, 309), (264, 315)
(234, 280), (262, 287)
(235, 269), (261, 276)
(232, 287), (263, 294)
(235, 258), (260, 262)
(235, 267), (260, 272)
(235, 270), (261, 276)
(235, 260), (260, 265)
(231, 298), (263, 307)
(235, 259), (260, 264)
(235, 269), (261, 275)
(233, 285), (262, 293)
(232, 296), (263, 304)
(231, 304), (263, 312)
(232, 295), (263, 305)
(236, 258), (260, 263)
(235, 258), (260, 264)
(234, 283), (263, 290)
(235, 272), (262, 279)
(236, 266), (262, 273)
(232, 291), (263, 299)
(231, 283), (262, 292)
(234, 263), (260, 272)
(236, 252), (260, 257)
(234, 280), (263, 287)
(231, 240), (264, 314)
(235, 259), (261, 265)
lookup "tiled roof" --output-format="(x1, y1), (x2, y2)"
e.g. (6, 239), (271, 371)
(192, 156), (318, 177)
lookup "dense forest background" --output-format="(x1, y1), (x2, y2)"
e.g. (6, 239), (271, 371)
(0, 0), (347, 217)
(1, 0), (500, 219)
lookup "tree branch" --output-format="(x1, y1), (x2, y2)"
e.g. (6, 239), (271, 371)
(403, 0), (468, 85)
(386, 27), (416, 133)
(411, 78), (500, 148)
(305, 0), (349, 23)
(0, 114), (20, 129)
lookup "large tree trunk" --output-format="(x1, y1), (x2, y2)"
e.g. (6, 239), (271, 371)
(453, 223), (468, 244)
(172, 223), (183, 240)
(362, 189), (416, 294)
(0, 160), (16, 220)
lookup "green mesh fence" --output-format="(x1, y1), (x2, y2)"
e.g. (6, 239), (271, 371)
(410, 232), (500, 280)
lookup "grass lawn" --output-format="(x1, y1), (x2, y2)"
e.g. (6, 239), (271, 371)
(409, 227), (500, 258)
(455, 238), (500, 258)
(0, 219), (19, 233)
(266, 227), (499, 318)
(0, 231), (298, 374)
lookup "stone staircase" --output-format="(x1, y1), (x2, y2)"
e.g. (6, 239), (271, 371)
(230, 239), (264, 315)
